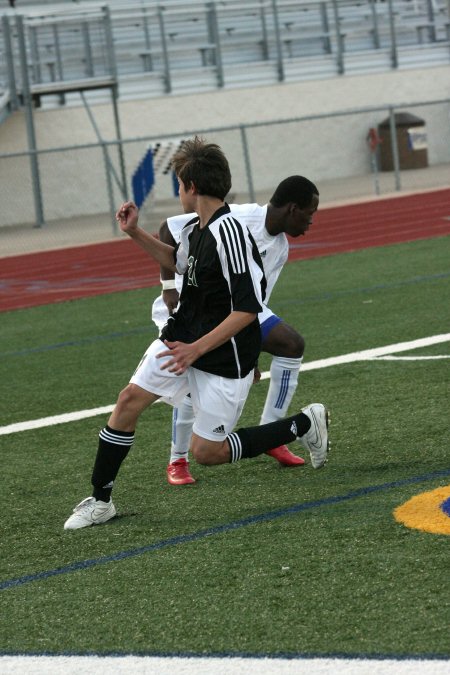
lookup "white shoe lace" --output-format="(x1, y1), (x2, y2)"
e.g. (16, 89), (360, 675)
(73, 497), (95, 514)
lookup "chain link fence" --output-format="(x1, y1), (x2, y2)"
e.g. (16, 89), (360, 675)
(1, 97), (450, 255)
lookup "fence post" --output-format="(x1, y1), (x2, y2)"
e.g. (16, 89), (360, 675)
(103, 144), (118, 235)
(2, 15), (19, 110)
(80, 91), (121, 234)
(369, 0), (380, 49)
(207, 2), (224, 88)
(387, 0), (398, 68)
(82, 21), (94, 77)
(271, 0), (284, 82)
(260, 1), (269, 60)
(425, 0), (436, 42)
(330, 0), (344, 74)
(388, 107), (401, 191)
(240, 125), (255, 203)
(158, 8), (171, 94)
(16, 14), (45, 228)
(104, 5), (127, 201)
(28, 25), (41, 84)
(52, 24), (65, 105)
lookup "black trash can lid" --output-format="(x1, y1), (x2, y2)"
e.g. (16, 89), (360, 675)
(379, 112), (425, 128)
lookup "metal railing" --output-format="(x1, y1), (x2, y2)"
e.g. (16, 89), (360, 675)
(1, 0), (449, 105)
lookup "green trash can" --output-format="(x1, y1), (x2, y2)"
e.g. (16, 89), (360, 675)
(378, 112), (428, 171)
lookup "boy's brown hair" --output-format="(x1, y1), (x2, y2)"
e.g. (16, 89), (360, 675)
(172, 136), (232, 200)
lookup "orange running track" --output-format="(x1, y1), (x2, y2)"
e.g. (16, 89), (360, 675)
(1, 188), (450, 312)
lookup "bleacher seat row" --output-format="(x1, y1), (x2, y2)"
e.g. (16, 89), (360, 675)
(0, 0), (449, 110)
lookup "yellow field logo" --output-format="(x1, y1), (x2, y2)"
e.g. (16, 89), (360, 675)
(394, 485), (450, 535)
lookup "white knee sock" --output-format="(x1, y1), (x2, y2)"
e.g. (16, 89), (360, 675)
(170, 395), (195, 463)
(260, 356), (302, 425)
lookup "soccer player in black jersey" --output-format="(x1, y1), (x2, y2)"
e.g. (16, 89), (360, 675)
(154, 176), (320, 485)
(64, 137), (329, 530)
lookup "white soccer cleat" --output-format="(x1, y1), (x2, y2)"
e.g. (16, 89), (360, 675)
(298, 403), (329, 469)
(64, 496), (116, 530)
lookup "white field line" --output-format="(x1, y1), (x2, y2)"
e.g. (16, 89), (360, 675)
(293, 333), (450, 373)
(1, 333), (449, 437)
(0, 655), (449, 675)
(375, 355), (450, 361)
(0, 405), (116, 436)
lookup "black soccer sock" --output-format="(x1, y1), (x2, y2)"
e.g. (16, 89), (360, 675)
(227, 412), (311, 463)
(91, 425), (135, 501)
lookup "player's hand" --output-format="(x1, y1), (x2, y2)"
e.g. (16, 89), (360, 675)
(162, 289), (179, 315)
(157, 339), (200, 375)
(253, 366), (261, 384)
(116, 201), (139, 234)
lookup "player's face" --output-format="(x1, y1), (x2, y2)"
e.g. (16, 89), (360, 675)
(178, 178), (196, 213)
(286, 194), (319, 237)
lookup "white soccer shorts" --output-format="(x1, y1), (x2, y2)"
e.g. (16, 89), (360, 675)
(130, 338), (254, 441)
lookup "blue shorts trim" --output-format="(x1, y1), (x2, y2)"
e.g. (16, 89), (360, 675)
(260, 314), (282, 340)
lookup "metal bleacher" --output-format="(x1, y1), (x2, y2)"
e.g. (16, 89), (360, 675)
(1, 0), (450, 114)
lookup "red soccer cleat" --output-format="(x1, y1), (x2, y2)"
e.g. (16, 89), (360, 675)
(266, 445), (305, 466)
(166, 458), (196, 485)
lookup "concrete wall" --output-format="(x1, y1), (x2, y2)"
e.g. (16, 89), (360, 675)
(1, 65), (450, 227)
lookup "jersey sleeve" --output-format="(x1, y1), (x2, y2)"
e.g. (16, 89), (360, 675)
(174, 217), (198, 275)
(217, 216), (265, 314)
(167, 213), (195, 243)
(263, 242), (288, 301)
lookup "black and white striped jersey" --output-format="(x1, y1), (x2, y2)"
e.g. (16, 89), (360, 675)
(160, 204), (266, 378)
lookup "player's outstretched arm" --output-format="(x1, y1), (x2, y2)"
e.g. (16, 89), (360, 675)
(116, 201), (176, 272)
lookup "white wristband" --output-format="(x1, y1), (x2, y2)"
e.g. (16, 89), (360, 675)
(161, 279), (177, 291)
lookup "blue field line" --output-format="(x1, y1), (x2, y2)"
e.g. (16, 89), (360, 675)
(274, 271), (450, 308)
(0, 326), (153, 358)
(2, 271), (448, 359)
(0, 649), (449, 660)
(1, 468), (449, 593)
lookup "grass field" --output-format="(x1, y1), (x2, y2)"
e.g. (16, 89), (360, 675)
(1, 235), (449, 663)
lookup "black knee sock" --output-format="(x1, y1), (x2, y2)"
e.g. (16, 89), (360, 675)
(227, 412), (311, 463)
(91, 425), (134, 501)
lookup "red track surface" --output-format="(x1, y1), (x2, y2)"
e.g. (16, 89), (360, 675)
(1, 188), (450, 312)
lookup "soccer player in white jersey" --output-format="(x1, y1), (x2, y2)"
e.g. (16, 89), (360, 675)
(153, 176), (320, 485)
(64, 138), (329, 530)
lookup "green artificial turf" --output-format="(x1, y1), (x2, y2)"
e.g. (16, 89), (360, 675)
(0, 236), (449, 657)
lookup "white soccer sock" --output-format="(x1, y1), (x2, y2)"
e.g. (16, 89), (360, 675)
(170, 395), (195, 463)
(259, 356), (302, 425)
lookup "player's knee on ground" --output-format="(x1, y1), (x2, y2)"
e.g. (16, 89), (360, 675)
(263, 322), (305, 358)
(191, 437), (230, 465)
